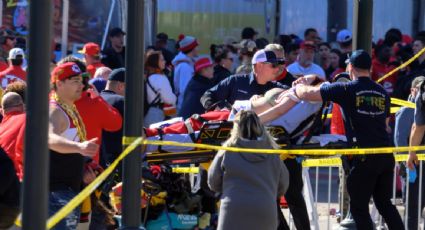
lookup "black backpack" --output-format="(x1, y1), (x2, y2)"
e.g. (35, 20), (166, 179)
(144, 77), (162, 116)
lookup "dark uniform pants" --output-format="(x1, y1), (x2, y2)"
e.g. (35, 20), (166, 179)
(283, 158), (310, 230)
(406, 161), (425, 230)
(347, 155), (404, 230)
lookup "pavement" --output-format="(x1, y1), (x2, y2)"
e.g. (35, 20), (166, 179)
(279, 167), (423, 230)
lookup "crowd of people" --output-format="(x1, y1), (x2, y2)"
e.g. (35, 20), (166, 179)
(0, 23), (425, 230)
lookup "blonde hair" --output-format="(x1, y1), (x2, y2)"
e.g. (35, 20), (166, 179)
(223, 110), (279, 149)
(264, 43), (284, 53)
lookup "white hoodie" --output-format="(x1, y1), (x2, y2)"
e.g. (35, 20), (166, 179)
(172, 52), (195, 112)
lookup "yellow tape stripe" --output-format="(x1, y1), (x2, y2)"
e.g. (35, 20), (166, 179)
(377, 47), (425, 83)
(122, 136), (139, 146)
(391, 98), (415, 108)
(302, 154), (425, 167)
(41, 137), (142, 229)
(142, 139), (425, 155)
(172, 167), (200, 174)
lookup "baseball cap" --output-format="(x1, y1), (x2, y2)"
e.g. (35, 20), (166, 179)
(156, 32), (168, 42)
(89, 77), (107, 92)
(252, 49), (285, 65)
(345, 50), (372, 70)
(51, 62), (82, 83)
(194, 57), (214, 72)
(337, 29), (352, 43)
(8, 48), (24, 60)
(109, 27), (126, 37)
(78, 42), (101, 57)
(108, 68), (125, 82)
(241, 27), (258, 39)
(300, 41), (316, 50)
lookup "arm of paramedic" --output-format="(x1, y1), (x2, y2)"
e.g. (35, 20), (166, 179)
(258, 95), (297, 124)
(277, 161), (289, 196)
(98, 96), (123, 132)
(208, 151), (225, 193)
(407, 94), (425, 169)
(48, 107), (98, 157)
(200, 77), (234, 110)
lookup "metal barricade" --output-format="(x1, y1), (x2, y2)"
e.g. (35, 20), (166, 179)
(286, 157), (425, 230)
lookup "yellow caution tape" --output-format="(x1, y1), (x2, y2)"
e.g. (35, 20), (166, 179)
(16, 131), (425, 227)
(142, 139), (425, 156)
(122, 136), (140, 146)
(46, 137), (142, 229)
(172, 167), (200, 174)
(302, 154), (425, 167)
(15, 137), (143, 229)
(302, 157), (341, 167)
(391, 98), (415, 108)
(377, 47), (425, 83)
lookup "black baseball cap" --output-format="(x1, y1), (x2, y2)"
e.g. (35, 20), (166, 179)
(345, 50), (372, 70)
(109, 27), (126, 37)
(241, 27), (258, 39)
(108, 68), (125, 82)
(156, 32), (168, 42)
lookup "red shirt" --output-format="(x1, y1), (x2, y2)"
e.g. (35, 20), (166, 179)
(0, 111), (26, 181)
(371, 59), (398, 94)
(0, 65), (27, 89)
(75, 91), (122, 163)
(87, 62), (105, 78)
(0, 61), (8, 72)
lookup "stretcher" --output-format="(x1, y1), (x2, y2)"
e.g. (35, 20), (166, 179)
(144, 104), (349, 164)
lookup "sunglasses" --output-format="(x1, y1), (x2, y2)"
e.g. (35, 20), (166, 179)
(264, 60), (285, 68)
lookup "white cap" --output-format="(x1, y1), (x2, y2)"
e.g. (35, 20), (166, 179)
(8, 48), (25, 60)
(337, 29), (352, 43)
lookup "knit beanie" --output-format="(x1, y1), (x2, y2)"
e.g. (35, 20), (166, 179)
(178, 34), (198, 52)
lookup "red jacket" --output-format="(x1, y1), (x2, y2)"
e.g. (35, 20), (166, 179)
(75, 91), (123, 163)
(371, 59), (398, 94)
(0, 65), (27, 89)
(0, 111), (26, 181)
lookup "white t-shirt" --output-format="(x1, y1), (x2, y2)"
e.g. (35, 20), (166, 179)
(287, 62), (326, 80)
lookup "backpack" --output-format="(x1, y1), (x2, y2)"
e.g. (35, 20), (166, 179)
(144, 77), (162, 116)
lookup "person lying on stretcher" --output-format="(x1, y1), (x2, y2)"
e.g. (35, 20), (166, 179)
(145, 74), (324, 137)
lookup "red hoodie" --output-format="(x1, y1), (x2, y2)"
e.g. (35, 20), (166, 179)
(0, 111), (26, 180)
(75, 91), (123, 163)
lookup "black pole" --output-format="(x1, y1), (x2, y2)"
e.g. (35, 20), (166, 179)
(121, 0), (144, 229)
(21, 0), (52, 229)
(327, 0), (347, 42)
(352, 0), (373, 54)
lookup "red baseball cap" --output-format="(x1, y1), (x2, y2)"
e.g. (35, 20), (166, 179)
(79, 42), (101, 56)
(194, 57), (213, 72)
(51, 62), (82, 83)
(300, 41), (316, 50)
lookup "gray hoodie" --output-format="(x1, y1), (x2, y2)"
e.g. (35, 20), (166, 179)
(208, 137), (289, 230)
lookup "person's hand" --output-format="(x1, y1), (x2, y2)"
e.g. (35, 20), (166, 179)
(292, 74), (318, 87)
(83, 166), (97, 184)
(407, 152), (419, 170)
(386, 125), (392, 134)
(78, 138), (99, 157)
(249, 94), (261, 102)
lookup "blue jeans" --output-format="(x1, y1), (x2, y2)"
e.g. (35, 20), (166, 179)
(48, 188), (80, 230)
